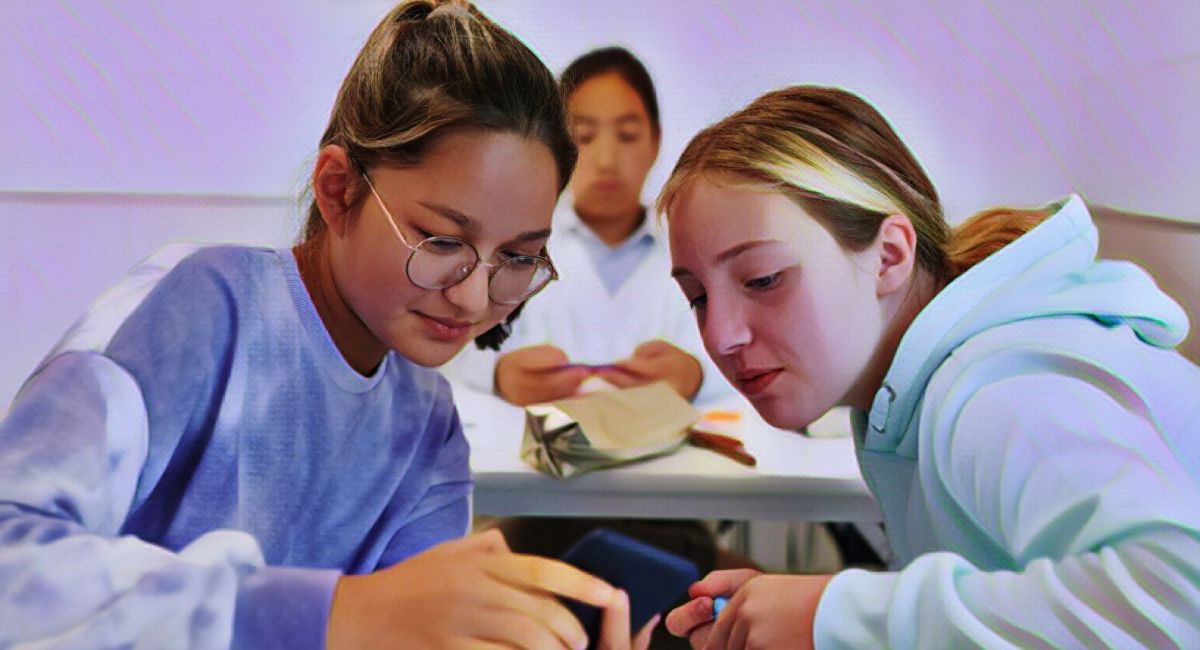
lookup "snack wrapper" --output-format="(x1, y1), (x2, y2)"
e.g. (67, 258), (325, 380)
(520, 381), (699, 478)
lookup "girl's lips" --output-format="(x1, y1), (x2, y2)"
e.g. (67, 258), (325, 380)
(418, 313), (471, 342)
(736, 369), (783, 396)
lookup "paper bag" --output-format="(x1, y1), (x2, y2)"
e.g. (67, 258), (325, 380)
(520, 381), (699, 478)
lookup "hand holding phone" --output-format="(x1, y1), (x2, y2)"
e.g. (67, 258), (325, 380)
(559, 528), (699, 648)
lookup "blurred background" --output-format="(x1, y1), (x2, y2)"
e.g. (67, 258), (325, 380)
(2, 0), (1197, 410)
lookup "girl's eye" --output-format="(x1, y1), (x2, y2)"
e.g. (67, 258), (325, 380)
(617, 130), (641, 143)
(573, 129), (595, 145)
(425, 237), (466, 254)
(498, 249), (541, 262)
(687, 294), (708, 311)
(745, 272), (783, 290)
(502, 255), (537, 269)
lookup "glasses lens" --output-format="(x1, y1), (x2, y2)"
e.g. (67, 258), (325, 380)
(489, 256), (553, 304)
(408, 238), (477, 289)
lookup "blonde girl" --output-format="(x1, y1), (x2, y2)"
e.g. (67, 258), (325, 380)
(660, 86), (1199, 648)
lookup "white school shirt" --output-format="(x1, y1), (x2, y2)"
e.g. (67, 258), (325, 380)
(442, 202), (734, 407)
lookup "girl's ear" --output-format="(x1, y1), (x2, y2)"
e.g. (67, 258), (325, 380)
(312, 145), (358, 238)
(875, 213), (918, 297)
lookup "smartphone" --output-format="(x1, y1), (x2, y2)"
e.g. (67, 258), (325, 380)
(559, 528), (699, 647)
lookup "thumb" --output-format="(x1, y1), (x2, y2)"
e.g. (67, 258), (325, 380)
(687, 569), (760, 599)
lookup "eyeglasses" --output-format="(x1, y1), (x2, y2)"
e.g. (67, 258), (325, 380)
(362, 174), (557, 305)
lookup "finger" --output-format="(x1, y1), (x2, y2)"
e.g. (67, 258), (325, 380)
(554, 366), (590, 388)
(688, 621), (715, 650)
(665, 597), (713, 637)
(701, 603), (734, 650)
(448, 642), (514, 650)
(525, 344), (571, 368)
(483, 554), (616, 608)
(476, 579), (590, 650)
(593, 368), (643, 388)
(725, 615), (750, 650)
(597, 588), (631, 650)
(687, 569), (761, 599)
(633, 340), (673, 357)
(530, 362), (582, 375)
(474, 607), (579, 650)
(633, 614), (660, 650)
(616, 358), (655, 376)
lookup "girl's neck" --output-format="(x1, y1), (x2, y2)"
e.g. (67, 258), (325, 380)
(293, 239), (388, 376)
(845, 270), (943, 411)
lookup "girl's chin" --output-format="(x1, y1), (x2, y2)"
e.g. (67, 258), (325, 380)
(753, 397), (823, 432)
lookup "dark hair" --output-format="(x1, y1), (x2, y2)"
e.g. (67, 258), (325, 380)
(560, 46), (661, 136)
(301, 0), (575, 350)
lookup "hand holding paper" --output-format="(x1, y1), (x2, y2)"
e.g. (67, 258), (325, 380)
(592, 340), (703, 400)
(495, 344), (591, 405)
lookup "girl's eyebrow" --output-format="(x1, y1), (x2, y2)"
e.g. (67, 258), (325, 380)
(416, 200), (551, 242)
(672, 239), (785, 278)
(515, 228), (553, 242)
(715, 239), (781, 263)
(417, 200), (478, 233)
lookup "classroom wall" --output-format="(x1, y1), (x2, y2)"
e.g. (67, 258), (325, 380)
(2, 0), (1197, 411)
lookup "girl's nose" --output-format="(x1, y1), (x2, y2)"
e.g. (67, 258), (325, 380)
(442, 261), (490, 319)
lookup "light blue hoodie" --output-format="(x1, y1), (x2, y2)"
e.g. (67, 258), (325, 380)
(814, 195), (1200, 647)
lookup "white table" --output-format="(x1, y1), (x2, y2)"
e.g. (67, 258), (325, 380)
(452, 384), (880, 523)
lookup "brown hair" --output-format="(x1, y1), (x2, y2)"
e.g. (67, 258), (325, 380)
(302, 0), (574, 349)
(560, 46), (661, 136)
(947, 206), (1050, 276)
(658, 86), (1040, 285)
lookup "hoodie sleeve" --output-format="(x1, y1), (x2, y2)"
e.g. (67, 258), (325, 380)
(813, 365), (1200, 647)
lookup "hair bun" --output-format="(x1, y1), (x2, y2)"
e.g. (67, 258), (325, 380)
(394, 1), (434, 21)
(395, 0), (472, 21)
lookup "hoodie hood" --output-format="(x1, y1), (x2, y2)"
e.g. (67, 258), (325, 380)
(860, 194), (1190, 453)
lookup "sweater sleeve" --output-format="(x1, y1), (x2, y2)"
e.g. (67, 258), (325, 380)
(813, 370), (1200, 648)
(0, 255), (339, 650)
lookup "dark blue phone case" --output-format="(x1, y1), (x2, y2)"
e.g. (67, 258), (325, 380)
(559, 528), (699, 648)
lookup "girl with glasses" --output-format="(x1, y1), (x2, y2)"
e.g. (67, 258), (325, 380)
(659, 86), (1200, 648)
(0, 2), (652, 649)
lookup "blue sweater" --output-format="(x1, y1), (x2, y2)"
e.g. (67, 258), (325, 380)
(0, 245), (472, 649)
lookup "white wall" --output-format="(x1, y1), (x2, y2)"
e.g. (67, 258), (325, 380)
(2, 0), (1198, 410)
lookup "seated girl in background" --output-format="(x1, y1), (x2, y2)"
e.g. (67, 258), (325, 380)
(658, 86), (1200, 648)
(446, 46), (725, 407)
(0, 2), (653, 648)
